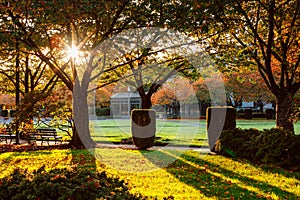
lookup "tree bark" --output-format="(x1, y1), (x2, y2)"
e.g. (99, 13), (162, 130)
(71, 81), (96, 149)
(276, 92), (294, 133)
(140, 95), (152, 109)
(69, 127), (84, 148)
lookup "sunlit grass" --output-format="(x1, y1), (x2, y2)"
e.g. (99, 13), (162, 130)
(0, 149), (95, 179)
(90, 119), (208, 147)
(1, 148), (299, 199)
(236, 119), (277, 130)
(98, 149), (300, 199)
(89, 119), (299, 147)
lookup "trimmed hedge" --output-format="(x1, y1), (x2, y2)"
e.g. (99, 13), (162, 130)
(215, 128), (300, 168)
(243, 109), (252, 119)
(215, 128), (260, 159)
(0, 166), (144, 200)
(95, 107), (110, 116)
(1, 110), (8, 117)
(265, 109), (274, 119)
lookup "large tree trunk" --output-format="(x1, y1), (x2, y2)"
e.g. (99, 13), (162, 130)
(69, 127), (85, 148)
(71, 82), (96, 149)
(276, 92), (294, 133)
(140, 94), (152, 109)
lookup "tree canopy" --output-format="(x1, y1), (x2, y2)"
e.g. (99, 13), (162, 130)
(205, 0), (300, 132)
(1, 0), (299, 149)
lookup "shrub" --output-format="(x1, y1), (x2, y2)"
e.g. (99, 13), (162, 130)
(95, 107), (110, 116)
(0, 166), (144, 200)
(254, 130), (300, 168)
(243, 109), (252, 119)
(215, 128), (300, 168)
(215, 128), (260, 159)
(9, 110), (16, 117)
(265, 109), (274, 119)
(1, 110), (8, 117)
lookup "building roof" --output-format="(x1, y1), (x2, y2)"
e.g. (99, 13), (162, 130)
(110, 92), (141, 99)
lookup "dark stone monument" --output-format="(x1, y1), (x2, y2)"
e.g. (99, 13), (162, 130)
(206, 107), (236, 151)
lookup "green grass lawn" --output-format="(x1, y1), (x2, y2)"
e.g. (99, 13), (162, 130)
(0, 149), (299, 199)
(90, 119), (207, 147)
(89, 118), (299, 147)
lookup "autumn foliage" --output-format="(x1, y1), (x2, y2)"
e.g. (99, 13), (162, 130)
(152, 77), (196, 106)
(224, 69), (275, 104)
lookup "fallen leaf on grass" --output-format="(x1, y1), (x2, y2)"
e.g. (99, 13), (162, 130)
(94, 182), (101, 188)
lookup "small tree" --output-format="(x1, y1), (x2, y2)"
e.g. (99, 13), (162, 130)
(152, 76), (196, 117)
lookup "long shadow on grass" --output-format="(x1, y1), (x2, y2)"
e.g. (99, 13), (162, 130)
(70, 148), (97, 171)
(141, 150), (298, 199)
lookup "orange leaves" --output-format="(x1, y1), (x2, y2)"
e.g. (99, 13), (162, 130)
(110, 191), (116, 196)
(224, 191), (230, 195)
(50, 34), (62, 50)
(266, 195), (272, 199)
(0, 94), (15, 108)
(95, 85), (115, 107)
(152, 85), (176, 105)
(152, 77), (196, 105)
(94, 182), (101, 188)
(224, 69), (274, 102)
(52, 174), (66, 180)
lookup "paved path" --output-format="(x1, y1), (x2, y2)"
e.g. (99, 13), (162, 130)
(1, 138), (212, 153)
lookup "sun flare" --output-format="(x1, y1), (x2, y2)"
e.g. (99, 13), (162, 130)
(67, 46), (79, 58)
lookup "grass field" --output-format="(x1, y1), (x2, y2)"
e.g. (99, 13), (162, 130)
(1, 119), (300, 199)
(89, 118), (300, 147)
(90, 119), (207, 146)
(0, 149), (299, 199)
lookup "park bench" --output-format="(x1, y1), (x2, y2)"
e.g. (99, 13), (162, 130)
(0, 128), (16, 144)
(29, 128), (62, 145)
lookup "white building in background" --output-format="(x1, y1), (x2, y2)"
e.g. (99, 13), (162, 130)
(110, 93), (141, 118)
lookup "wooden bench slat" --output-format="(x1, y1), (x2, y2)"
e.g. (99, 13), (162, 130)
(0, 128), (15, 144)
(28, 128), (62, 145)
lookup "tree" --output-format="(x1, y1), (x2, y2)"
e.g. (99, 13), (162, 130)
(152, 76), (195, 105)
(95, 85), (115, 108)
(224, 68), (275, 107)
(193, 67), (228, 106)
(206, 0), (300, 132)
(1, 0), (185, 148)
(152, 76), (196, 117)
(0, 0), (223, 148)
(0, 6), (61, 144)
(121, 49), (196, 109)
(1, 0), (157, 148)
